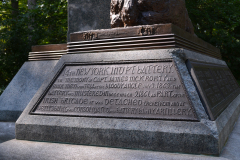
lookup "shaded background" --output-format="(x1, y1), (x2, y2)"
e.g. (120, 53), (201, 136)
(0, 0), (240, 95)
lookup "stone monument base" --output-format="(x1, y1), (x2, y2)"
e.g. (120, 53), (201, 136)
(16, 49), (240, 155)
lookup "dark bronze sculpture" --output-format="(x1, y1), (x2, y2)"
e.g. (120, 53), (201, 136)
(110, 0), (194, 34)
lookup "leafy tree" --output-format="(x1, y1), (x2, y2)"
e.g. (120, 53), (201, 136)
(0, 0), (67, 95)
(186, 0), (240, 80)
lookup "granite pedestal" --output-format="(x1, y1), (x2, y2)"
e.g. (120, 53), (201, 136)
(0, 60), (58, 121)
(16, 49), (240, 155)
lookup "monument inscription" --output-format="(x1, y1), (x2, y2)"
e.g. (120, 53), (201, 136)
(187, 60), (240, 120)
(30, 60), (197, 120)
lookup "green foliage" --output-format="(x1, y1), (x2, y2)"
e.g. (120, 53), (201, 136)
(0, 0), (67, 95)
(0, 85), (5, 95)
(186, 0), (240, 80)
(28, 0), (68, 45)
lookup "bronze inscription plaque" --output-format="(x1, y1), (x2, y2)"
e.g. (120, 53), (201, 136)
(186, 60), (240, 120)
(30, 60), (197, 121)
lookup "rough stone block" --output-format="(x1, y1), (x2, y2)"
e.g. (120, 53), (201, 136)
(0, 122), (15, 143)
(68, 0), (111, 41)
(0, 139), (230, 160)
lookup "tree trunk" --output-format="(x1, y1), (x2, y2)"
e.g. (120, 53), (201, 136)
(28, 0), (37, 43)
(11, 0), (19, 17)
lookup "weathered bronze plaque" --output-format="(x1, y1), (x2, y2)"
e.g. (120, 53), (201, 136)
(186, 60), (240, 120)
(30, 60), (197, 121)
